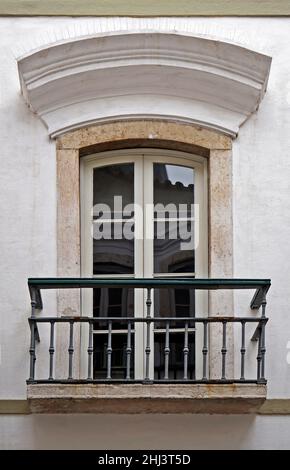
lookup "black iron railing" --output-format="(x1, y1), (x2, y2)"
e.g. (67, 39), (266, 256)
(27, 278), (270, 385)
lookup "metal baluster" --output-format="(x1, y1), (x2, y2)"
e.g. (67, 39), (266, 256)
(68, 320), (74, 380)
(164, 321), (170, 380)
(87, 321), (93, 380)
(240, 320), (246, 381)
(145, 288), (152, 381)
(221, 320), (227, 380)
(29, 321), (36, 381)
(202, 320), (208, 381)
(126, 321), (132, 380)
(260, 296), (267, 382)
(183, 322), (189, 380)
(48, 320), (55, 380)
(256, 329), (262, 382)
(106, 321), (112, 379)
(29, 291), (37, 381)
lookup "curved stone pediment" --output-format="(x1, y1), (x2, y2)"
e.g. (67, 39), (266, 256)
(17, 32), (272, 138)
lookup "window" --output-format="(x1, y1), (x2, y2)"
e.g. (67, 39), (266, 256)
(81, 149), (208, 380)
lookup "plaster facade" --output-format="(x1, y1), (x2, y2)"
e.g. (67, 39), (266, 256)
(1, 16), (290, 449)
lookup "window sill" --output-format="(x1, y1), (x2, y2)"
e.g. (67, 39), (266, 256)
(27, 383), (266, 414)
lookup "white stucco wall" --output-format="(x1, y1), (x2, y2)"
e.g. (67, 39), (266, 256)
(1, 414), (290, 450)
(0, 17), (290, 449)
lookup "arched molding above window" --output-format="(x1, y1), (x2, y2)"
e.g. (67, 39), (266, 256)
(17, 32), (271, 138)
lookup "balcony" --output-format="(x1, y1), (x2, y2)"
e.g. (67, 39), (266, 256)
(27, 278), (270, 413)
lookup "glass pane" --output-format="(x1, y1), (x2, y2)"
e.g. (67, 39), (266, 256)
(153, 163), (195, 274)
(153, 221), (195, 273)
(93, 333), (135, 379)
(93, 163), (134, 275)
(154, 331), (195, 380)
(154, 288), (195, 328)
(93, 163), (134, 215)
(93, 288), (134, 317)
(93, 223), (134, 275)
(154, 163), (194, 216)
(93, 288), (134, 379)
(154, 288), (195, 317)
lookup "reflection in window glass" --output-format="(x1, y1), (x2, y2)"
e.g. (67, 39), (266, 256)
(93, 288), (134, 318)
(93, 163), (134, 275)
(93, 334), (135, 379)
(153, 164), (195, 274)
(153, 164), (196, 379)
(93, 163), (134, 213)
(153, 221), (195, 273)
(154, 331), (195, 380)
(93, 225), (134, 275)
(154, 163), (194, 209)
(93, 287), (135, 378)
(154, 288), (195, 317)
(154, 288), (195, 328)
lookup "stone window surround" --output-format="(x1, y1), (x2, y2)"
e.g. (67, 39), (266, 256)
(55, 119), (233, 380)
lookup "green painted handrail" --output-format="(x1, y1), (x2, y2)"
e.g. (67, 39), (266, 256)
(28, 277), (270, 310)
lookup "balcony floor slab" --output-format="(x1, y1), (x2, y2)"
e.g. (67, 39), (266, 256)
(27, 384), (266, 414)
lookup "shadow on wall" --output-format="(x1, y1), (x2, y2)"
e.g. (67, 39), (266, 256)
(0, 414), (261, 449)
